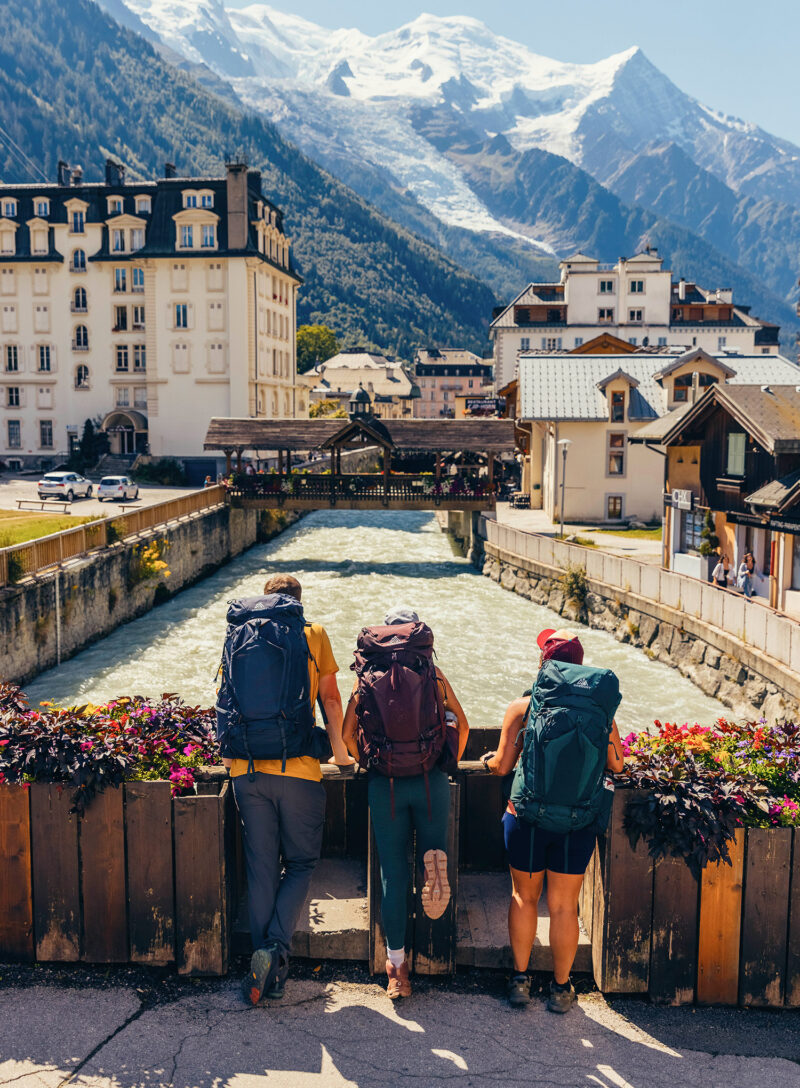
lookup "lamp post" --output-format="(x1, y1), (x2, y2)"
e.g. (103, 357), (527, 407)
(557, 438), (572, 539)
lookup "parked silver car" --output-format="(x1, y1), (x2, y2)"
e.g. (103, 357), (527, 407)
(37, 471), (93, 501)
(97, 476), (139, 502)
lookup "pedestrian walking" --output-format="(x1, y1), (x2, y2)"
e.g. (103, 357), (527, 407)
(342, 606), (469, 1000)
(737, 558), (754, 598)
(480, 628), (623, 1013)
(216, 573), (354, 1005)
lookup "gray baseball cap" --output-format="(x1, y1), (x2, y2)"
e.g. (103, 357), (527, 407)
(384, 606), (420, 626)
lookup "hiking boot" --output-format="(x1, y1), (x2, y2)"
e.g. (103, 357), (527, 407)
(265, 951), (289, 1000)
(507, 972), (531, 1007)
(547, 978), (576, 1014)
(385, 959), (412, 1000)
(243, 945), (277, 1006)
(421, 849), (450, 920)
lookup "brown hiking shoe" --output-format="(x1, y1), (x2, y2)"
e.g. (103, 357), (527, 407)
(421, 849), (450, 920)
(385, 959), (412, 1000)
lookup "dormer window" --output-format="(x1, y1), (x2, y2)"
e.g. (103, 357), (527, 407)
(180, 224), (194, 248)
(135, 196), (151, 215)
(131, 228), (145, 251)
(111, 229), (125, 253)
(201, 224), (216, 248)
(32, 230), (48, 255)
(183, 193), (198, 208)
(2, 199), (17, 218)
(35, 199), (50, 217)
(201, 193), (213, 208)
(71, 210), (85, 234)
(108, 197), (124, 215)
(610, 390), (625, 422)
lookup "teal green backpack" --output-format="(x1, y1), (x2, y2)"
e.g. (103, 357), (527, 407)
(509, 660), (621, 861)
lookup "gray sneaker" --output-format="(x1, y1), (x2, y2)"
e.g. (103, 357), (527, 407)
(243, 945), (276, 1006)
(547, 979), (576, 1013)
(265, 951), (289, 1000)
(507, 972), (531, 1007)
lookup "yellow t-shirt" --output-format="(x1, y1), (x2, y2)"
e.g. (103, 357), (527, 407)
(229, 622), (338, 783)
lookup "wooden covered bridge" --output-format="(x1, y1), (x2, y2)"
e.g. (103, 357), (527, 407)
(204, 413), (517, 511)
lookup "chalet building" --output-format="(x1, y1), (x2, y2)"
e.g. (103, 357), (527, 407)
(0, 159), (301, 478)
(303, 350), (419, 420)
(490, 249), (780, 389)
(411, 348), (494, 418)
(635, 384), (800, 619)
(516, 347), (800, 524)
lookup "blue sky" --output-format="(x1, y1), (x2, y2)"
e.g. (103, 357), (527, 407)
(227, 0), (799, 145)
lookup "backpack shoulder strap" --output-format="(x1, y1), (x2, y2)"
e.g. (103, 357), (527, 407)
(304, 622), (329, 726)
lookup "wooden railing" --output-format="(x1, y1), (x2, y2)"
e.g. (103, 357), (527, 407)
(229, 472), (491, 506)
(0, 485), (227, 588)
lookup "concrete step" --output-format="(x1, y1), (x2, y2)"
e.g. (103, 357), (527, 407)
(233, 863), (590, 973)
(456, 870), (592, 973)
(233, 858), (369, 961)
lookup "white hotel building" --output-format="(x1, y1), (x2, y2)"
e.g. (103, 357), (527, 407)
(490, 250), (780, 390)
(0, 159), (303, 480)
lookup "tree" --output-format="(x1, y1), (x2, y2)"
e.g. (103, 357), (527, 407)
(309, 398), (347, 419)
(698, 510), (720, 557)
(297, 325), (339, 374)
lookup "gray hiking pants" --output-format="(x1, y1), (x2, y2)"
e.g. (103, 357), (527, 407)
(232, 772), (326, 956)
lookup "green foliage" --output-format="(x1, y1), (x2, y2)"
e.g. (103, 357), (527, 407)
(559, 562), (588, 608)
(0, 0), (498, 354)
(68, 418), (109, 472)
(6, 551), (24, 584)
(309, 399), (347, 418)
(133, 458), (188, 486)
(297, 324), (339, 373)
(698, 510), (720, 557)
(106, 520), (122, 545)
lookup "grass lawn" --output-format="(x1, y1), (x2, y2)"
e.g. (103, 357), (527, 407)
(596, 526), (663, 540)
(0, 510), (100, 547)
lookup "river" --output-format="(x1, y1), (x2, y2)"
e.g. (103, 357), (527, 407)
(26, 511), (728, 730)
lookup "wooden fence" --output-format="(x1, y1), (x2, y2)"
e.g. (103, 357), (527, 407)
(481, 518), (800, 677)
(0, 485), (227, 589)
(580, 788), (800, 1006)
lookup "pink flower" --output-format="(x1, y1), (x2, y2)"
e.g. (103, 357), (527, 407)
(80, 741), (93, 751)
(183, 743), (198, 756)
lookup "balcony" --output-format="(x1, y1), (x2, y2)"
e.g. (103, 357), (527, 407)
(71, 341), (89, 352)
(70, 303), (88, 314)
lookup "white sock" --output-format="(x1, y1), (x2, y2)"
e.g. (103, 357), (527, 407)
(387, 946), (406, 968)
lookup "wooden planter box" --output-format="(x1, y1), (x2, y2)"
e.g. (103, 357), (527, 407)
(0, 777), (232, 975)
(580, 788), (800, 1006)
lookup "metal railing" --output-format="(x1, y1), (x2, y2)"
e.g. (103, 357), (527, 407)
(480, 518), (800, 675)
(229, 472), (491, 505)
(0, 485), (227, 588)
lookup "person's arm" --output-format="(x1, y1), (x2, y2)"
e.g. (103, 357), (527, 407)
(482, 696), (529, 776)
(319, 672), (353, 766)
(436, 668), (470, 760)
(606, 719), (624, 773)
(341, 680), (360, 761)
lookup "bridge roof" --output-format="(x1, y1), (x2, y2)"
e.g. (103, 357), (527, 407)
(204, 417), (517, 452)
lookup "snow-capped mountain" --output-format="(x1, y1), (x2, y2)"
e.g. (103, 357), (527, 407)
(97, 0), (800, 319)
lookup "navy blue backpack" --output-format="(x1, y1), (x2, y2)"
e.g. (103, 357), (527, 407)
(216, 593), (322, 772)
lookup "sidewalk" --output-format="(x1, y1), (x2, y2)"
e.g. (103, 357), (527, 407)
(494, 502), (664, 564)
(2, 964), (798, 1088)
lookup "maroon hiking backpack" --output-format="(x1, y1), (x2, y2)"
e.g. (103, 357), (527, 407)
(352, 622), (446, 778)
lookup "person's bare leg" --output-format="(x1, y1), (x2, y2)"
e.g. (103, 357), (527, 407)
(546, 871), (585, 984)
(508, 868), (545, 972)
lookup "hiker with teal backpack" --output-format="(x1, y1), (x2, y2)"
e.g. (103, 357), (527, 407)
(480, 628), (624, 1012)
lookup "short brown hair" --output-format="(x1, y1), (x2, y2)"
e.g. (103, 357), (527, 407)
(263, 574), (302, 601)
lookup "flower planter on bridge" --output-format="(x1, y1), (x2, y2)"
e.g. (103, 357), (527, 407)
(579, 788), (800, 1007)
(228, 472), (493, 511)
(0, 776), (233, 975)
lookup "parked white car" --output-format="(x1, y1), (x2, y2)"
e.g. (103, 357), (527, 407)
(37, 472), (93, 501)
(97, 476), (139, 502)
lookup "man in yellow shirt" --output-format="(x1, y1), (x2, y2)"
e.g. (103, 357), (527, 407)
(226, 573), (353, 1004)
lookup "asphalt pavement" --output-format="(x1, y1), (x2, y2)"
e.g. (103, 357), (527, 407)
(0, 474), (197, 520)
(1, 963), (798, 1088)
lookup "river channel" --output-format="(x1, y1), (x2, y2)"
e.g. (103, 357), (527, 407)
(26, 511), (727, 730)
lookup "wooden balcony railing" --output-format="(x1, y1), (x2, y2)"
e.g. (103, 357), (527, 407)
(228, 472), (491, 506)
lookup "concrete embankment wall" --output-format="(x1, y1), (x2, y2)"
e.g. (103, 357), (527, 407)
(470, 522), (800, 722)
(0, 506), (297, 686)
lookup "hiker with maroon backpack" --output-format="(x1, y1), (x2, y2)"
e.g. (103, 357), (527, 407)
(481, 628), (624, 1012)
(342, 606), (470, 999)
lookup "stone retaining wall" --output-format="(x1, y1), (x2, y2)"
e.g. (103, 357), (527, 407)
(477, 540), (800, 722)
(0, 507), (299, 686)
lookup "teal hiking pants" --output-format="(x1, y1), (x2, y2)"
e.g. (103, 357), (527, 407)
(368, 768), (450, 950)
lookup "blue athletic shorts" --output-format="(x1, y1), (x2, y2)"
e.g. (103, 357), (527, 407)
(502, 811), (597, 875)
